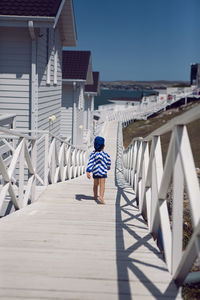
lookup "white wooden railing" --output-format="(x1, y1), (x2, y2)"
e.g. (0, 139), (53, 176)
(95, 87), (197, 133)
(0, 113), (16, 129)
(0, 127), (87, 215)
(121, 104), (200, 285)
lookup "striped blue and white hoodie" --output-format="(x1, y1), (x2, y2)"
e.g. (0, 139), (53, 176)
(86, 150), (111, 177)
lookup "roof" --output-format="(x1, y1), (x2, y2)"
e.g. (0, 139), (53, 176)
(85, 72), (100, 94)
(0, 0), (77, 47)
(0, 0), (62, 17)
(109, 97), (142, 102)
(62, 51), (93, 83)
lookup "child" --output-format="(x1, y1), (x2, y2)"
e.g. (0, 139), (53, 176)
(86, 136), (111, 204)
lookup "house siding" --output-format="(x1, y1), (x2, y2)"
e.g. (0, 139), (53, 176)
(76, 85), (84, 146)
(36, 27), (62, 181)
(84, 95), (90, 130)
(0, 27), (31, 130)
(61, 84), (73, 139)
(37, 27), (62, 135)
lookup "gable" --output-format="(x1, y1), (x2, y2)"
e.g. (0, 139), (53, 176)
(85, 72), (100, 94)
(0, 0), (77, 47)
(62, 51), (93, 83)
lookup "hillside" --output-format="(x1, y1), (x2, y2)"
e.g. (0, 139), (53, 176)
(101, 80), (190, 91)
(123, 100), (200, 167)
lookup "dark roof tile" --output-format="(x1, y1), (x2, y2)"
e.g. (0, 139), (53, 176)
(85, 72), (99, 93)
(0, 0), (62, 17)
(62, 51), (91, 80)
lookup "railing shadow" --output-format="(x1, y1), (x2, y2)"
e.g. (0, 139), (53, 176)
(114, 134), (181, 299)
(115, 173), (181, 299)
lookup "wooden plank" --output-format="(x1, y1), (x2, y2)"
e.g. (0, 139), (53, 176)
(0, 121), (181, 299)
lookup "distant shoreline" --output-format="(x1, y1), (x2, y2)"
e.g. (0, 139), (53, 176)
(100, 80), (190, 91)
(94, 88), (154, 110)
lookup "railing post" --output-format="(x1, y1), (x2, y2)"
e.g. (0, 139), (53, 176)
(51, 139), (56, 183)
(44, 133), (49, 186)
(18, 138), (25, 208)
(139, 141), (149, 215)
(149, 136), (163, 235)
(134, 139), (142, 203)
(171, 125), (184, 274)
(131, 141), (137, 188)
(31, 139), (37, 202)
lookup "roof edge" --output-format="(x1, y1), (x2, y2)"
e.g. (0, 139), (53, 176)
(54, 0), (66, 28)
(84, 92), (98, 96)
(62, 79), (86, 83)
(86, 55), (93, 85)
(59, 0), (77, 47)
(0, 15), (55, 22)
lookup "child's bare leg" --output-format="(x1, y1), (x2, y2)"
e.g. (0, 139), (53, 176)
(93, 178), (99, 200)
(99, 178), (106, 204)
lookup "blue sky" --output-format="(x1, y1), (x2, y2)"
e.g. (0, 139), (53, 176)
(65, 0), (200, 81)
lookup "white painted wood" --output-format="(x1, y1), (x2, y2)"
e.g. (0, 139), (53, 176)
(0, 183), (9, 211)
(0, 125), (87, 217)
(172, 130), (184, 274)
(31, 140), (37, 202)
(0, 27), (31, 130)
(140, 142), (149, 214)
(150, 137), (163, 235)
(53, 34), (58, 85)
(158, 131), (175, 200)
(122, 104), (200, 284)
(0, 156), (10, 182)
(7, 139), (23, 179)
(23, 175), (34, 207)
(145, 104), (200, 141)
(0, 120), (181, 299)
(176, 126), (200, 227)
(61, 85), (73, 138)
(19, 139), (25, 207)
(173, 223), (200, 284)
(37, 27), (62, 136)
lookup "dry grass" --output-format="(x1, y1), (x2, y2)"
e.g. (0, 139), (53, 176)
(123, 101), (200, 168)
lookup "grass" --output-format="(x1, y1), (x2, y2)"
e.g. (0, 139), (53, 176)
(123, 100), (200, 168)
(122, 100), (200, 299)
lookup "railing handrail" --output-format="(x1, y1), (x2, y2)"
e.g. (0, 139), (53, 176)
(0, 126), (89, 217)
(0, 126), (36, 140)
(0, 113), (16, 122)
(0, 127), (86, 152)
(144, 103), (200, 141)
(95, 87), (197, 135)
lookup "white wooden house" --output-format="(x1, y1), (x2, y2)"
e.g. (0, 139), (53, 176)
(61, 50), (93, 146)
(84, 71), (100, 143)
(0, 0), (76, 135)
(0, 0), (77, 181)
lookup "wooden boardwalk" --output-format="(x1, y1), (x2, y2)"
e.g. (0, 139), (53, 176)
(0, 121), (182, 299)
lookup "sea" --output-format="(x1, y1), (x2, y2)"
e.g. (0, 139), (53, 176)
(94, 89), (154, 110)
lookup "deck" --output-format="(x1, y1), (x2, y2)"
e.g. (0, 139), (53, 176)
(0, 121), (182, 299)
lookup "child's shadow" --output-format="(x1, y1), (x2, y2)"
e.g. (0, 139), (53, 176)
(75, 194), (100, 204)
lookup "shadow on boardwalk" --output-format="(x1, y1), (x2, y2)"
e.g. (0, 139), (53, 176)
(75, 194), (103, 205)
(115, 167), (181, 299)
